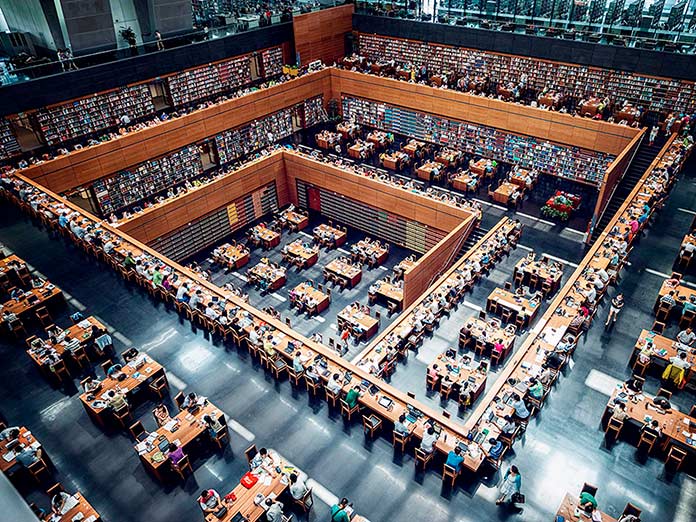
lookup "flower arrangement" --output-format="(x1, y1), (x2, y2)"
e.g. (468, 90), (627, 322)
(541, 191), (581, 221)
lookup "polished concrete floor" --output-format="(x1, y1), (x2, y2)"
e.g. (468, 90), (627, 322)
(1, 157), (695, 521)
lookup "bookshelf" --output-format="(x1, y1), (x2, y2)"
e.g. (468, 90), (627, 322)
(0, 118), (20, 160)
(357, 33), (696, 116)
(261, 46), (284, 77)
(303, 96), (328, 128)
(341, 95), (613, 185)
(93, 144), (203, 214)
(296, 179), (445, 253)
(35, 85), (155, 146)
(214, 108), (295, 166)
(149, 182), (278, 261)
(167, 55), (251, 106)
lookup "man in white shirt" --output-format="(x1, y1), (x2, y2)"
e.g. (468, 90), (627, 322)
(289, 473), (309, 500)
(420, 425), (439, 453)
(670, 352), (692, 369)
(677, 327), (696, 346)
(264, 499), (284, 522)
(327, 373), (343, 394)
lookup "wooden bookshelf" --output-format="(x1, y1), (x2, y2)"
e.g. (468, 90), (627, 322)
(0, 118), (20, 160)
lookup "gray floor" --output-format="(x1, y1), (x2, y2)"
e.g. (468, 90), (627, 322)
(0, 156), (695, 522)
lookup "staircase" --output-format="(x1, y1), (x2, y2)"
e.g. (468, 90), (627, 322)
(454, 226), (489, 261)
(590, 136), (665, 242)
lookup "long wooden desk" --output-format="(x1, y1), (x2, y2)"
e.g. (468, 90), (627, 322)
(27, 316), (105, 372)
(212, 243), (250, 270)
(324, 259), (362, 288)
(416, 161), (444, 182)
(315, 131), (341, 149)
(46, 492), (101, 522)
(250, 225), (281, 250)
(435, 148), (463, 167)
(136, 401), (221, 482)
(0, 426), (42, 475)
(513, 256), (563, 295)
(370, 279), (403, 310)
(284, 240), (319, 269)
(0, 254), (30, 288)
(279, 209), (309, 231)
(469, 158), (497, 178)
(79, 353), (165, 428)
(380, 151), (409, 171)
(451, 170), (480, 193)
(337, 305), (379, 341)
(487, 288), (540, 327)
(633, 329), (695, 384)
(492, 182), (519, 205)
(290, 282), (330, 316)
(0, 280), (63, 321)
(247, 261), (286, 291)
(313, 224), (347, 248)
(656, 279), (696, 311)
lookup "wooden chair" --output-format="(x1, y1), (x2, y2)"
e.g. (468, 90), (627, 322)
(504, 281), (512, 291)
(393, 431), (411, 453)
(637, 430), (658, 453)
(292, 487), (314, 513)
(622, 503), (642, 520)
(129, 421), (148, 442)
(325, 388), (340, 409)
(50, 359), (71, 383)
(362, 414), (382, 440)
(631, 354), (650, 377)
(9, 319), (27, 339)
(651, 320), (666, 334)
(113, 405), (132, 430)
(70, 344), (90, 369)
(149, 375), (169, 401)
(100, 359), (113, 377)
(244, 444), (258, 469)
(34, 306), (52, 327)
(287, 367), (304, 387)
(439, 379), (454, 400)
(174, 391), (185, 410)
(340, 399), (360, 422)
(442, 463), (459, 488)
(47, 482), (65, 497)
(657, 388), (672, 400)
(210, 416), (229, 450)
(581, 483), (598, 497)
(680, 309), (695, 329)
(171, 454), (192, 481)
(27, 457), (49, 484)
(665, 445), (687, 471)
(605, 417), (624, 441)
(414, 447), (433, 470)
(426, 373), (439, 390)
(304, 376), (322, 396)
(269, 358), (288, 380)
(655, 304), (671, 323)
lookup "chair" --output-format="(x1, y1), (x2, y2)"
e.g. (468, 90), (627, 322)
(442, 463), (460, 488)
(393, 430), (411, 453)
(270, 358), (287, 380)
(34, 306), (52, 327)
(9, 319), (27, 339)
(440, 379), (454, 400)
(325, 388), (340, 409)
(113, 405), (132, 430)
(100, 359), (113, 377)
(657, 388), (672, 400)
(129, 421), (148, 442)
(171, 454), (192, 481)
(50, 359), (71, 383)
(655, 304), (671, 323)
(174, 391), (185, 410)
(665, 446), (687, 471)
(287, 367), (304, 387)
(149, 375), (169, 401)
(122, 348), (139, 363)
(504, 281), (512, 291)
(244, 444), (258, 469)
(362, 414), (382, 440)
(605, 417), (624, 441)
(426, 373), (439, 390)
(293, 487), (314, 513)
(415, 447), (433, 470)
(340, 399), (360, 422)
(651, 320), (666, 334)
(680, 309), (695, 329)
(637, 430), (658, 453)
(631, 354), (650, 377)
(27, 457), (49, 484)
(210, 416), (229, 450)
(46, 482), (65, 497)
(581, 483), (598, 497)
(622, 503), (643, 520)
(70, 344), (90, 369)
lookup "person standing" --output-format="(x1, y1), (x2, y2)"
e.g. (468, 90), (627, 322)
(155, 30), (164, 51)
(649, 126), (658, 146)
(496, 465), (522, 505)
(605, 293), (624, 330)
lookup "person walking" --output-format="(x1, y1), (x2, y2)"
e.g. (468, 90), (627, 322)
(605, 293), (624, 331)
(496, 465), (522, 505)
(649, 126), (658, 146)
(155, 30), (164, 51)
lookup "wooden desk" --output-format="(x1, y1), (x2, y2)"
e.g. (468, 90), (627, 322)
(538, 91), (565, 109)
(248, 261), (286, 291)
(0, 254), (30, 287)
(656, 279), (696, 311)
(366, 131), (392, 149)
(393, 258), (416, 279)
(79, 354), (165, 427)
(0, 280), (63, 320)
(634, 329), (695, 383)
(615, 105), (641, 124)
(290, 282), (330, 316)
(370, 280), (403, 310)
(416, 161), (444, 182)
(469, 158), (497, 178)
(279, 209), (308, 231)
(351, 240), (389, 266)
(487, 288), (539, 327)
(509, 169), (534, 189)
(213, 243), (250, 270)
(284, 240), (319, 269)
(338, 305), (379, 341)
(513, 257), (563, 294)
(27, 316), (105, 371)
(580, 97), (602, 117)
(46, 492), (101, 522)
(436, 149), (463, 167)
(460, 317), (516, 361)
(313, 224), (347, 248)
(315, 131), (341, 149)
(428, 353), (487, 403)
(492, 182), (519, 205)
(380, 151), (409, 171)
(0, 426), (41, 475)
(337, 122), (360, 140)
(451, 171), (480, 193)
(348, 141), (375, 160)
(250, 225), (280, 250)
(402, 139), (426, 158)
(555, 492), (618, 522)
(324, 259), (362, 288)
(136, 402), (221, 482)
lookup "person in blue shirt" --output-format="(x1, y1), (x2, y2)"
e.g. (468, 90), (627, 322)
(58, 213), (69, 227)
(445, 446), (465, 471)
(488, 437), (504, 459)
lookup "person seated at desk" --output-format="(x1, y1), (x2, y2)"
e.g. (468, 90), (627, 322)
(167, 442), (186, 468)
(107, 390), (127, 411)
(327, 373), (343, 394)
(660, 290), (677, 308)
(538, 364), (553, 388)
(394, 414), (410, 436)
(579, 490), (598, 511)
(181, 392), (201, 410)
(501, 415), (516, 435)
(488, 437), (505, 460)
(263, 335), (277, 359)
(677, 327), (696, 346)
(153, 403), (171, 427)
(15, 446), (42, 467)
(624, 377), (643, 394)
(683, 295), (696, 316)
(175, 283), (190, 303)
(51, 490), (71, 515)
(527, 377), (544, 399)
(197, 489), (222, 514)
(305, 365), (320, 383)
(345, 386), (361, 409)
(446, 446), (465, 471)
(331, 498), (352, 522)
(0, 426), (20, 441)
(511, 393), (530, 421)
(251, 447), (279, 475)
(204, 302), (221, 321)
(203, 414), (223, 440)
(610, 402), (628, 423)
(82, 376), (101, 393)
(420, 425), (439, 454)
(670, 351), (691, 370)
(248, 327), (262, 348)
(289, 472), (309, 501)
(189, 290), (204, 310)
(292, 351), (305, 375)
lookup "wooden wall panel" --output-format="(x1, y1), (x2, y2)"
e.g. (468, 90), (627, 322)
(117, 153), (286, 243)
(402, 216), (476, 307)
(282, 151), (473, 232)
(331, 69), (640, 155)
(22, 70), (332, 194)
(293, 4), (353, 66)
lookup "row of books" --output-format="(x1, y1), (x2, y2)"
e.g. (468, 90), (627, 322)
(0, 118), (20, 160)
(167, 55), (252, 106)
(261, 47), (284, 77)
(215, 108), (295, 166)
(93, 145), (203, 214)
(341, 96), (613, 185)
(303, 96), (328, 128)
(34, 85), (155, 146)
(358, 33), (696, 115)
